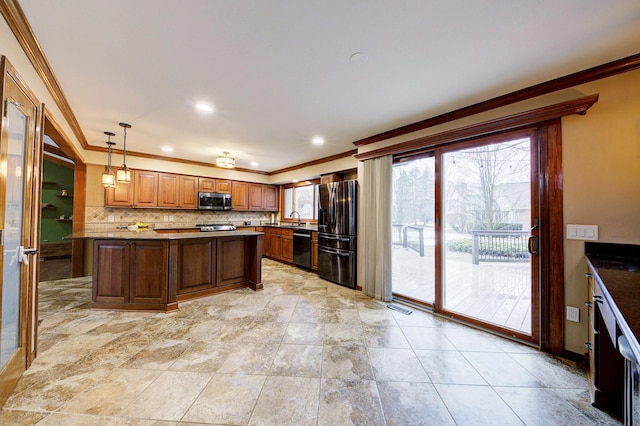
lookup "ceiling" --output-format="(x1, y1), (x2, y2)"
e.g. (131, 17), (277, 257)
(16, 0), (640, 173)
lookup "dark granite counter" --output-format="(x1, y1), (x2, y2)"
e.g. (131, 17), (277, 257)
(585, 242), (640, 361)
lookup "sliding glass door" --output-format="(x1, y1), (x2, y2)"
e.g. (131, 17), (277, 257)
(391, 155), (435, 306)
(392, 132), (539, 343)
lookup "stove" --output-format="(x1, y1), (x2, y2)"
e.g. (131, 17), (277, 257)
(197, 223), (237, 232)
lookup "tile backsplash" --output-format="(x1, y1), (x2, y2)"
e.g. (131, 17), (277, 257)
(85, 207), (279, 232)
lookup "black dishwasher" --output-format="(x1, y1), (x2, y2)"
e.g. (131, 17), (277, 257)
(292, 229), (312, 269)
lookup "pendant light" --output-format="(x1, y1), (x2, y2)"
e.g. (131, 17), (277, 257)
(216, 151), (235, 169)
(101, 131), (116, 188)
(116, 122), (132, 183)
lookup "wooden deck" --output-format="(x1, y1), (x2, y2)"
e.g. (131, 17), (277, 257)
(392, 246), (532, 334)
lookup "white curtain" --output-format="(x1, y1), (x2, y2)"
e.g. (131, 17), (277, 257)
(360, 154), (392, 301)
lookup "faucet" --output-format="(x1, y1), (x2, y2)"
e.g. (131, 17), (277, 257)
(290, 211), (301, 226)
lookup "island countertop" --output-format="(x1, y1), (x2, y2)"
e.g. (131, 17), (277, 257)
(68, 229), (263, 240)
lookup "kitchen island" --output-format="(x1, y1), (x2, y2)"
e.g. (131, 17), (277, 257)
(70, 229), (263, 312)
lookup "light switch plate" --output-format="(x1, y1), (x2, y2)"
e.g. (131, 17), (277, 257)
(566, 224), (598, 241)
(566, 306), (580, 322)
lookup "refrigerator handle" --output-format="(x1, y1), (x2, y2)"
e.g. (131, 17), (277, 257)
(319, 208), (327, 228)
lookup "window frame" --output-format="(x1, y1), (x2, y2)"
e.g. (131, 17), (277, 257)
(280, 179), (320, 223)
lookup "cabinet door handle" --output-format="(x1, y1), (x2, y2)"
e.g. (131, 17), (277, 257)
(584, 341), (593, 351)
(585, 272), (593, 278)
(593, 295), (603, 303)
(584, 301), (593, 308)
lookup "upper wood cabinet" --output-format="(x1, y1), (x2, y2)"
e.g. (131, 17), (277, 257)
(231, 181), (249, 210)
(105, 179), (134, 207)
(157, 173), (179, 208)
(216, 179), (231, 194)
(198, 178), (216, 192)
(249, 184), (263, 210)
(263, 185), (278, 211)
(134, 170), (158, 207)
(105, 168), (281, 212)
(198, 178), (231, 194)
(178, 175), (198, 209)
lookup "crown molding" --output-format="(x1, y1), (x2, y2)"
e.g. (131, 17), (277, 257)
(354, 94), (599, 161)
(268, 149), (358, 176)
(353, 53), (640, 147)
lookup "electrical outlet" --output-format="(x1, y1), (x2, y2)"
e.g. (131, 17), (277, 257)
(169, 215), (174, 221)
(566, 306), (580, 322)
(164, 215), (169, 222)
(107, 215), (114, 222)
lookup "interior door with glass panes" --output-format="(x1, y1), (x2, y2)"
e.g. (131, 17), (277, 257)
(0, 58), (41, 407)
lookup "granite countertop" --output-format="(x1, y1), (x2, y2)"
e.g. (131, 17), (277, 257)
(68, 229), (263, 240)
(585, 242), (640, 360)
(153, 223), (319, 232)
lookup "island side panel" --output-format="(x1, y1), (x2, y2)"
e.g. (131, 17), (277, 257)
(93, 240), (129, 304)
(129, 241), (169, 306)
(217, 236), (249, 287)
(177, 238), (217, 295)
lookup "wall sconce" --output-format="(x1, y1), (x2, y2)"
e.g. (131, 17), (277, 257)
(216, 151), (235, 169)
(101, 131), (116, 188)
(116, 122), (132, 183)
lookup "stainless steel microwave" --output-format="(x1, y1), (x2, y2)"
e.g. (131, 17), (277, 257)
(198, 192), (232, 210)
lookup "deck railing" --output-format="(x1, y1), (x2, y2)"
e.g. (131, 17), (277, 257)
(403, 225), (425, 257)
(471, 230), (530, 264)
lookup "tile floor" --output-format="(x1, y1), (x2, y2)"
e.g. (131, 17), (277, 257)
(1, 259), (620, 425)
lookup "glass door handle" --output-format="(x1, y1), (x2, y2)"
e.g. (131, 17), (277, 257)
(527, 236), (539, 255)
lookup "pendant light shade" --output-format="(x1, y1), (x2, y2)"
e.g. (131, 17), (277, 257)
(101, 131), (116, 188)
(216, 151), (235, 169)
(116, 122), (132, 183)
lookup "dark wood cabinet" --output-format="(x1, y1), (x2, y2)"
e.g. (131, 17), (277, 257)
(217, 237), (250, 287)
(281, 229), (293, 262)
(249, 183), (263, 210)
(105, 179), (133, 207)
(263, 185), (278, 211)
(157, 172), (179, 208)
(231, 181), (249, 210)
(257, 227), (270, 257)
(133, 170), (158, 207)
(93, 240), (129, 303)
(178, 175), (198, 209)
(93, 240), (168, 308)
(91, 233), (262, 311)
(585, 268), (625, 416)
(268, 228), (293, 262)
(177, 238), (216, 295)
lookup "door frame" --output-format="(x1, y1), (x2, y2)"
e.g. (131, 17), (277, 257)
(389, 115), (569, 355)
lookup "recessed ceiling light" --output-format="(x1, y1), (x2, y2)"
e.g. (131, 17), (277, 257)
(250, 161), (259, 167)
(195, 102), (213, 113)
(312, 137), (324, 145)
(161, 146), (173, 153)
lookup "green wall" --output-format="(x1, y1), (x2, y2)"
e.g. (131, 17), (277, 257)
(41, 160), (74, 242)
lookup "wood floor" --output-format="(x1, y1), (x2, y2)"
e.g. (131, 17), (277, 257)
(392, 247), (532, 334)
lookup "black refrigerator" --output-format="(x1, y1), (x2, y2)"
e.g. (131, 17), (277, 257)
(317, 180), (357, 288)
